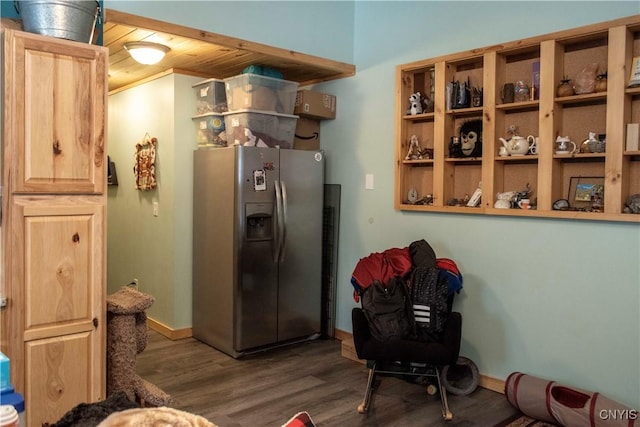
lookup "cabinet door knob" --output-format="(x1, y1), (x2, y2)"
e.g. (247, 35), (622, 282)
(93, 318), (99, 328)
(72, 232), (80, 243)
(53, 140), (63, 155)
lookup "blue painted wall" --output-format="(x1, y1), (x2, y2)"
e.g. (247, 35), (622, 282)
(326, 1), (640, 410)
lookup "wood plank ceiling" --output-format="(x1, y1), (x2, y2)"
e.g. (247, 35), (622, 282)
(104, 9), (355, 93)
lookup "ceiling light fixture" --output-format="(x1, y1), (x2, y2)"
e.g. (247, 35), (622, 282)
(124, 41), (170, 65)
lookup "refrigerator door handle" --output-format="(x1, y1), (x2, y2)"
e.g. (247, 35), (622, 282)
(279, 180), (288, 263)
(274, 179), (284, 263)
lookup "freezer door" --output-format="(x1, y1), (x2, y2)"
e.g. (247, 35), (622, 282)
(236, 146), (280, 351)
(277, 149), (324, 342)
(192, 148), (237, 356)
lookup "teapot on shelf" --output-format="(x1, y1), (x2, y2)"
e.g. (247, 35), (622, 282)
(499, 135), (534, 156)
(555, 136), (578, 154)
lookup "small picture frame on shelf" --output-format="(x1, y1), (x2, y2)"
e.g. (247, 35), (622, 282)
(575, 184), (594, 201)
(568, 176), (604, 211)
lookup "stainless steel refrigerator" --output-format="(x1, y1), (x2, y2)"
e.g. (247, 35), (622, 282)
(192, 145), (325, 358)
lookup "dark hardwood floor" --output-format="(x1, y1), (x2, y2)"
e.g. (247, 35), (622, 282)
(136, 330), (519, 426)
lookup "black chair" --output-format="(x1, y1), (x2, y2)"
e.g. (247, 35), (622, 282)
(351, 307), (462, 421)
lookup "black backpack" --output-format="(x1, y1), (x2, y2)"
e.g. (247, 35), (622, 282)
(361, 277), (415, 342)
(411, 266), (450, 342)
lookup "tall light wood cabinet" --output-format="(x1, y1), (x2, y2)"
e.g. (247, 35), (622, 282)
(1, 29), (107, 425)
(395, 15), (640, 222)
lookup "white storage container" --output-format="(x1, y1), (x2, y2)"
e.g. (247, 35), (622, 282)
(193, 78), (227, 114)
(224, 73), (299, 114)
(192, 113), (227, 148)
(223, 109), (298, 149)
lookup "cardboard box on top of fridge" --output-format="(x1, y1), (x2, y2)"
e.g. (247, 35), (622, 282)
(224, 73), (299, 114)
(223, 109), (298, 149)
(294, 90), (336, 120)
(293, 118), (320, 150)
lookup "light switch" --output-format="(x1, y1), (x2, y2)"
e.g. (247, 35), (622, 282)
(153, 202), (159, 217)
(365, 174), (374, 190)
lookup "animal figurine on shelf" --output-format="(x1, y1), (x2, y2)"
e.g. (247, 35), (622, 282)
(405, 134), (422, 160)
(419, 147), (434, 159)
(494, 191), (517, 209)
(624, 194), (640, 214)
(449, 136), (463, 158)
(459, 119), (483, 157)
(408, 92), (423, 115)
(514, 183), (533, 205)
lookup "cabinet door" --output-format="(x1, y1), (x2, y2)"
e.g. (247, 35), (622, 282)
(26, 333), (95, 426)
(4, 29), (107, 194)
(7, 197), (105, 426)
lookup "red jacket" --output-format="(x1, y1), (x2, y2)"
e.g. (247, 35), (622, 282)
(351, 247), (412, 302)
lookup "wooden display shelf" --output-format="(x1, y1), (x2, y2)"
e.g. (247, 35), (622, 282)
(552, 153), (606, 160)
(495, 155), (539, 162)
(554, 92), (607, 106)
(496, 100), (540, 111)
(446, 106), (483, 117)
(394, 14), (640, 222)
(625, 86), (640, 95)
(445, 157), (482, 163)
(402, 159), (434, 165)
(404, 112), (435, 121)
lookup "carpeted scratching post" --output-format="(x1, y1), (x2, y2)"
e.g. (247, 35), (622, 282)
(106, 286), (172, 407)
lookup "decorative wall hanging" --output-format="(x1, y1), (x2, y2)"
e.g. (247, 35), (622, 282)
(134, 134), (157, 191)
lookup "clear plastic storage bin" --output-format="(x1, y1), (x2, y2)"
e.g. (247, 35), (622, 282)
(192, 113), (227, 148)
(193, 78), (227, 114)
(224, 73), (299, 114)
(223, 109), (298, 149)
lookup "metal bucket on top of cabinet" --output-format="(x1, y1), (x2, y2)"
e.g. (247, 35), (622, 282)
(15, 0), (101, 44)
